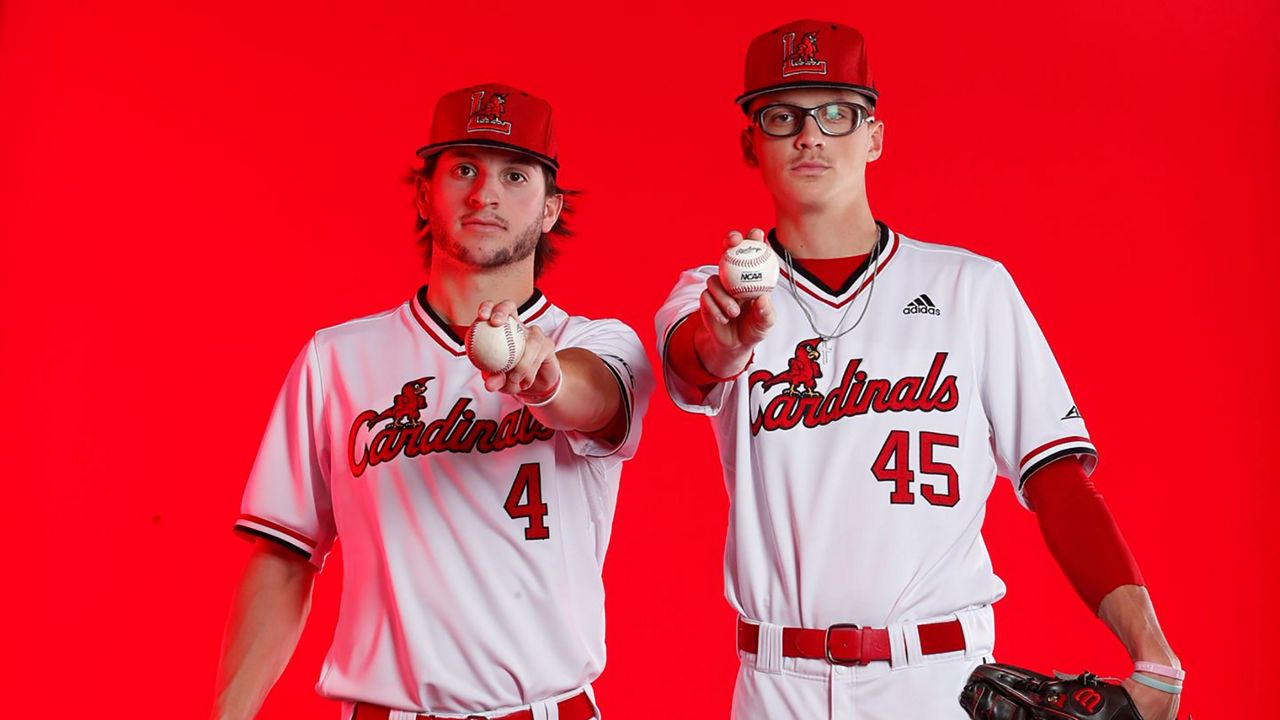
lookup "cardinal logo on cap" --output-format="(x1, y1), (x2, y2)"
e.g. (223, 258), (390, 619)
(781, 31), (827, 77)
(466, 90), (513, 135)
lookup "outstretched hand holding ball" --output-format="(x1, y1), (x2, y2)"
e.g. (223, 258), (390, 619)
(693, 228), (778, 379)
(468, 299), (563, 405)
(719, 237), (779, 299)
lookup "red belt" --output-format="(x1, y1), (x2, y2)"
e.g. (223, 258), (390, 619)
(352, 690), (596, 720)
(737, 617), (967, 665)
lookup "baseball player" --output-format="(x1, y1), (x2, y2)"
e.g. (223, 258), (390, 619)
(654, 20), (1183, 720)
(213, 83), (653, 719)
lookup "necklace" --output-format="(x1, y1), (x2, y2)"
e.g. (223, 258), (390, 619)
(780, 230), (883, 363)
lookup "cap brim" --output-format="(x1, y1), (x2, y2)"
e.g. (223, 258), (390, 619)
(735, 82), (879, 113)
(416, 139), (559, 171)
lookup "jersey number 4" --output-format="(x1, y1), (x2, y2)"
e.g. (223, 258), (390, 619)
(505, 463), (550, 540)
(871, 430), (960, 506)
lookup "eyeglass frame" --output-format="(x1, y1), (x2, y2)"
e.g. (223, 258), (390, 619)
(752, 101), (876, 138)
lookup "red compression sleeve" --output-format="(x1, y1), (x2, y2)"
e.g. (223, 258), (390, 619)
(666, 314), (738, 388)
(1023, 456), (1146, 614)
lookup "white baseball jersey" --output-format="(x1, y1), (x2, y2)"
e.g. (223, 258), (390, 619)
(655, 222), (1096, 631)
(235, 286), (652, 713)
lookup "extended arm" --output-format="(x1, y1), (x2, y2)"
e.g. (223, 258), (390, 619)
(477, 301), (628, 445)
(666, 229), (776, 391)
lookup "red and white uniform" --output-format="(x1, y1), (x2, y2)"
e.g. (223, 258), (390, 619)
(235, 287), (652, 715)
(655, 223), (1096, 719)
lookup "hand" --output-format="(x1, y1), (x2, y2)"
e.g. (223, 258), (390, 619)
(1123, 675), (1180, 720)
(475, 299), (561, 400)
(695, 228), (776, 377)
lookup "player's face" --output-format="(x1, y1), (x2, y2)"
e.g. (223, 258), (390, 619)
(417, 148), (562, 270)
(741, 88), (884, 212)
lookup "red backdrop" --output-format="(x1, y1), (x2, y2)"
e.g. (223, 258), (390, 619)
(2, 1), (1276, 716)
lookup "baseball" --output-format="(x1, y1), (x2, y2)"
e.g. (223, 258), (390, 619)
(465, 316), (527, 374)
(719, 239), (780, 299)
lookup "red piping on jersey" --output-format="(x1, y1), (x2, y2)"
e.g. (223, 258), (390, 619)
(523, 301), (551, 324)
(410, 300), (467, 356)
(1020, 435), (1093, 468)
(779, 232), (900, 309)
(237, 514), (317, 549)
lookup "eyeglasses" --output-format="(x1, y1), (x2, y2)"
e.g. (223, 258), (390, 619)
(754, 102), (874, 138)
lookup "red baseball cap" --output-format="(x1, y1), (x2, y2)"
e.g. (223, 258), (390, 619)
(416, 83), (559, 171)
(735, 20), (878, 113)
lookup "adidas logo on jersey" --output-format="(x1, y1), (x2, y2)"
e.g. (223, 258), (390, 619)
(1062, 405), (1082, 420)
(902, 294), (941, 316)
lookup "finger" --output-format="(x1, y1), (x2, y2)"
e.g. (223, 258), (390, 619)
(725, 229), (744, 248)
(745, 294), (775, 342)
(490, 299), (519, 326)
(746, 227), (765, 242)
(509, 329), (549, 390)
(481, 370), (506, 393)
(476, 300), (495, 322)
(706, 276), (742, 318)
(500, 374), (524, 395)
(700, 290), (729, 326)
(754, 293), (775, 328)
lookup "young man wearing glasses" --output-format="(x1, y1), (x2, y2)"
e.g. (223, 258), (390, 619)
(655, 19), (1183, 720)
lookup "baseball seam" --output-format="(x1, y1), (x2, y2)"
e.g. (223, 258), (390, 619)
(501, 324), (518, 372)
(730, 284), (775, 295)
(727, 250), (773, 269)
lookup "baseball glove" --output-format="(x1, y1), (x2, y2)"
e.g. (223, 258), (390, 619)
(959, 663), (1143, 720)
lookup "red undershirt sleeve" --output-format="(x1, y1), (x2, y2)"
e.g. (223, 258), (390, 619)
(1022, 455), (1145, 614)
(666, 314), (737, 388)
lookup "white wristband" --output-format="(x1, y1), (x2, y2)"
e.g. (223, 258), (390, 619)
(1133, 661), (1185, 681)
(520, 374), (562, 407)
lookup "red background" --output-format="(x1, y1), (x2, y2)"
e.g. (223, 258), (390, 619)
(2, 1), (1277, 716)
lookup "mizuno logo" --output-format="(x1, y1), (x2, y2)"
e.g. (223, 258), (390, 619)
(902, 294), (941, 316)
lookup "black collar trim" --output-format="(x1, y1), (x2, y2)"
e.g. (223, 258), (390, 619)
(767, 221), (889, 297)
(410, 285), (548, 355)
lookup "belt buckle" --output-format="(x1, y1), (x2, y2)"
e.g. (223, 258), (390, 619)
(824, 622), (865, 666)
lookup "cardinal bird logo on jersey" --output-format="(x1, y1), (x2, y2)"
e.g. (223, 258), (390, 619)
(782, 31), (827, 77)
(756, 338), (824, 398)
(371, 378), (431, 427)
(466, 90), (513, 135)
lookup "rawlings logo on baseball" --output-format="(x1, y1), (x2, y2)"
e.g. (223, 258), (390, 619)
(719, 239), (780, 299)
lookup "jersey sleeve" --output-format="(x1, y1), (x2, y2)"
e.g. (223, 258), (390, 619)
(233, 337), (337, 569)
(654, 265), (736, 415)
(973, 263), (1098, 506)
(556, 318), (654, 466)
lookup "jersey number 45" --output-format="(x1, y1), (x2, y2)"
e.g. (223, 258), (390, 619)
(872, 431), (961, 507)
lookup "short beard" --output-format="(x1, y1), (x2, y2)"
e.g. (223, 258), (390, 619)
(432, 214), (542, 270)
